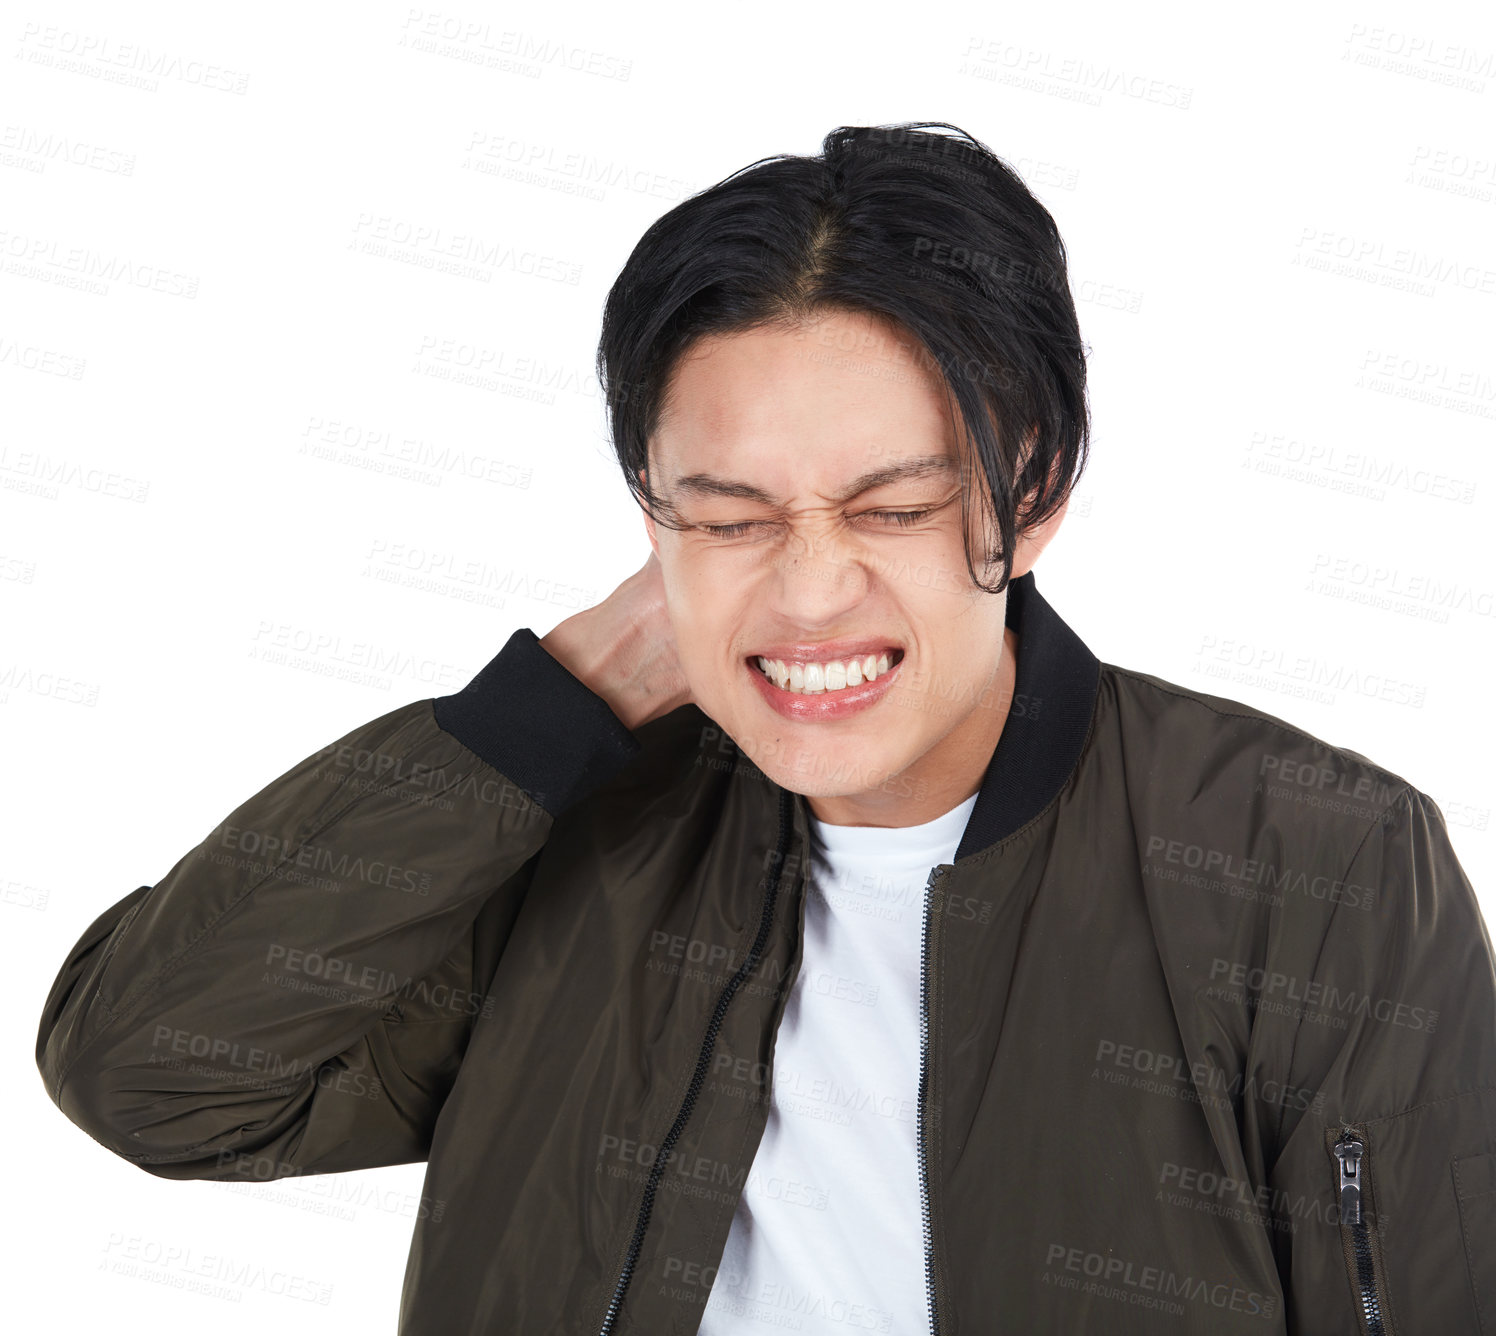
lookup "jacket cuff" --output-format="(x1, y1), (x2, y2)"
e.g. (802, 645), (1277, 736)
(431, 628), (642, 817)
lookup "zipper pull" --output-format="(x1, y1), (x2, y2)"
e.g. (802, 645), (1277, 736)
(1332, 1130), (1364, 1225)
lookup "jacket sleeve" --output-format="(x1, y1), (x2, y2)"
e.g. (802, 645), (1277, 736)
(34, 628), (641, 1183)
(1270, 784), (1496, 1335)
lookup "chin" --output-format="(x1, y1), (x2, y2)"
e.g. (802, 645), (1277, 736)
(748, 736), (906, 796)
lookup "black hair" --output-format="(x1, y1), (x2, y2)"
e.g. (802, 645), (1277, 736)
(595, 120), (1091, 595)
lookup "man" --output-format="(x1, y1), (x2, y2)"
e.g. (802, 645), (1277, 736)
(37, 122), (1496, 1333)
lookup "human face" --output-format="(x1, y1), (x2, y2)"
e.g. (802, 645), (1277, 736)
(643, 307), (1045, 827)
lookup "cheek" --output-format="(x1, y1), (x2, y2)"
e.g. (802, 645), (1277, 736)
(670, 567), (740, 647)
(663, 602), (724, 685)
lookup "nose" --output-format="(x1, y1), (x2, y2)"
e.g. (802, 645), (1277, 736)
(767, 523), (875, 627)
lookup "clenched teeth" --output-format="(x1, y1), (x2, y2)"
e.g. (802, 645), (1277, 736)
(753, 652), (896, 693)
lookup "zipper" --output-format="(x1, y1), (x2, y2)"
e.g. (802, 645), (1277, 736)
(918, 864), (949, 1336)
(1330, 1126), (1394, 1336)
(596, 789), (794, 1336)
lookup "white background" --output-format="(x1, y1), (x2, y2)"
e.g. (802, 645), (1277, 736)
(4, 0), (1493, 1330)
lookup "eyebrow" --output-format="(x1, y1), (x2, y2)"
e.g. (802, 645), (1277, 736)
(668, 455), (959, 507)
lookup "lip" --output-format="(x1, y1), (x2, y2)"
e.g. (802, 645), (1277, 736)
(748, 637), (904, 662)
(746, 648), (905, 722)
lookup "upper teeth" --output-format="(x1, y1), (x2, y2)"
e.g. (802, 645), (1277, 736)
(754, 652), (895, 693)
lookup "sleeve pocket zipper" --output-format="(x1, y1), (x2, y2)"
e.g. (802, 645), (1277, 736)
(1330, 1126), (1396, 1336)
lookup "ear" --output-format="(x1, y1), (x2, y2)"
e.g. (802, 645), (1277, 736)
(1008, 427), (1071, 580)
(640, 466), (659, 557)
(1009, 492), (1068, 579)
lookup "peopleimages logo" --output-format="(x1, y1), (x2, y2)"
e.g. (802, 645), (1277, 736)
(1141, 835), (1377, 910)
(221, 823), (432, 896)
(1043, 1243), (1277, 1320)
(1207, 958), (1439, 1033)
(261, 943), (496, 1020)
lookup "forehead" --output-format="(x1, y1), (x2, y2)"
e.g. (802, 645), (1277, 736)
(649, 309), (962, 492)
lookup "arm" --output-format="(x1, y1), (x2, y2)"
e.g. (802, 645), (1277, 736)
(1269, 786), (1496, 1334)
(34, 626), (644, 1182)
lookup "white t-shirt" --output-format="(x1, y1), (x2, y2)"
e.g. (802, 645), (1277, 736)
(696, 791), (980, 1335)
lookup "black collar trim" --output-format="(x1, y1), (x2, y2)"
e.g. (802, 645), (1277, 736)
(954, 570), (1102, 862)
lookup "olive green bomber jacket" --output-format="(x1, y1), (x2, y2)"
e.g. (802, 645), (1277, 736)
(35, 571), (1496, 1333)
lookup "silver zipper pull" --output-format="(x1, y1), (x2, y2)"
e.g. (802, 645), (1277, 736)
(1333, 1130), (1364, 1225)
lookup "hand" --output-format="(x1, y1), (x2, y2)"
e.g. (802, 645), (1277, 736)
(538, 552), (695, 733)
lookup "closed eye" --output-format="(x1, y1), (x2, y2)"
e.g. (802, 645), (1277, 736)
(700, 509), (934, 539)
(865, 508), (933, 528)
(699, 521), (772, 539)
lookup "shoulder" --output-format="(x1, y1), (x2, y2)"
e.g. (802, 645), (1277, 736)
(1098, 661), (1415, 803)
(1092, 662), (1420, 884)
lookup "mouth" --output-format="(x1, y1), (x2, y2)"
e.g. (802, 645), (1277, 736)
(745, 646), (906, 696)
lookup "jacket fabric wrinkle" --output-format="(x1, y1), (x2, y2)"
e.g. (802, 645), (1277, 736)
(34, 570), (1496, 1335)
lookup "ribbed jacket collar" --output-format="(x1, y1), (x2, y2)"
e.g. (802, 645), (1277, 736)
(955, 569), (1102, 861)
